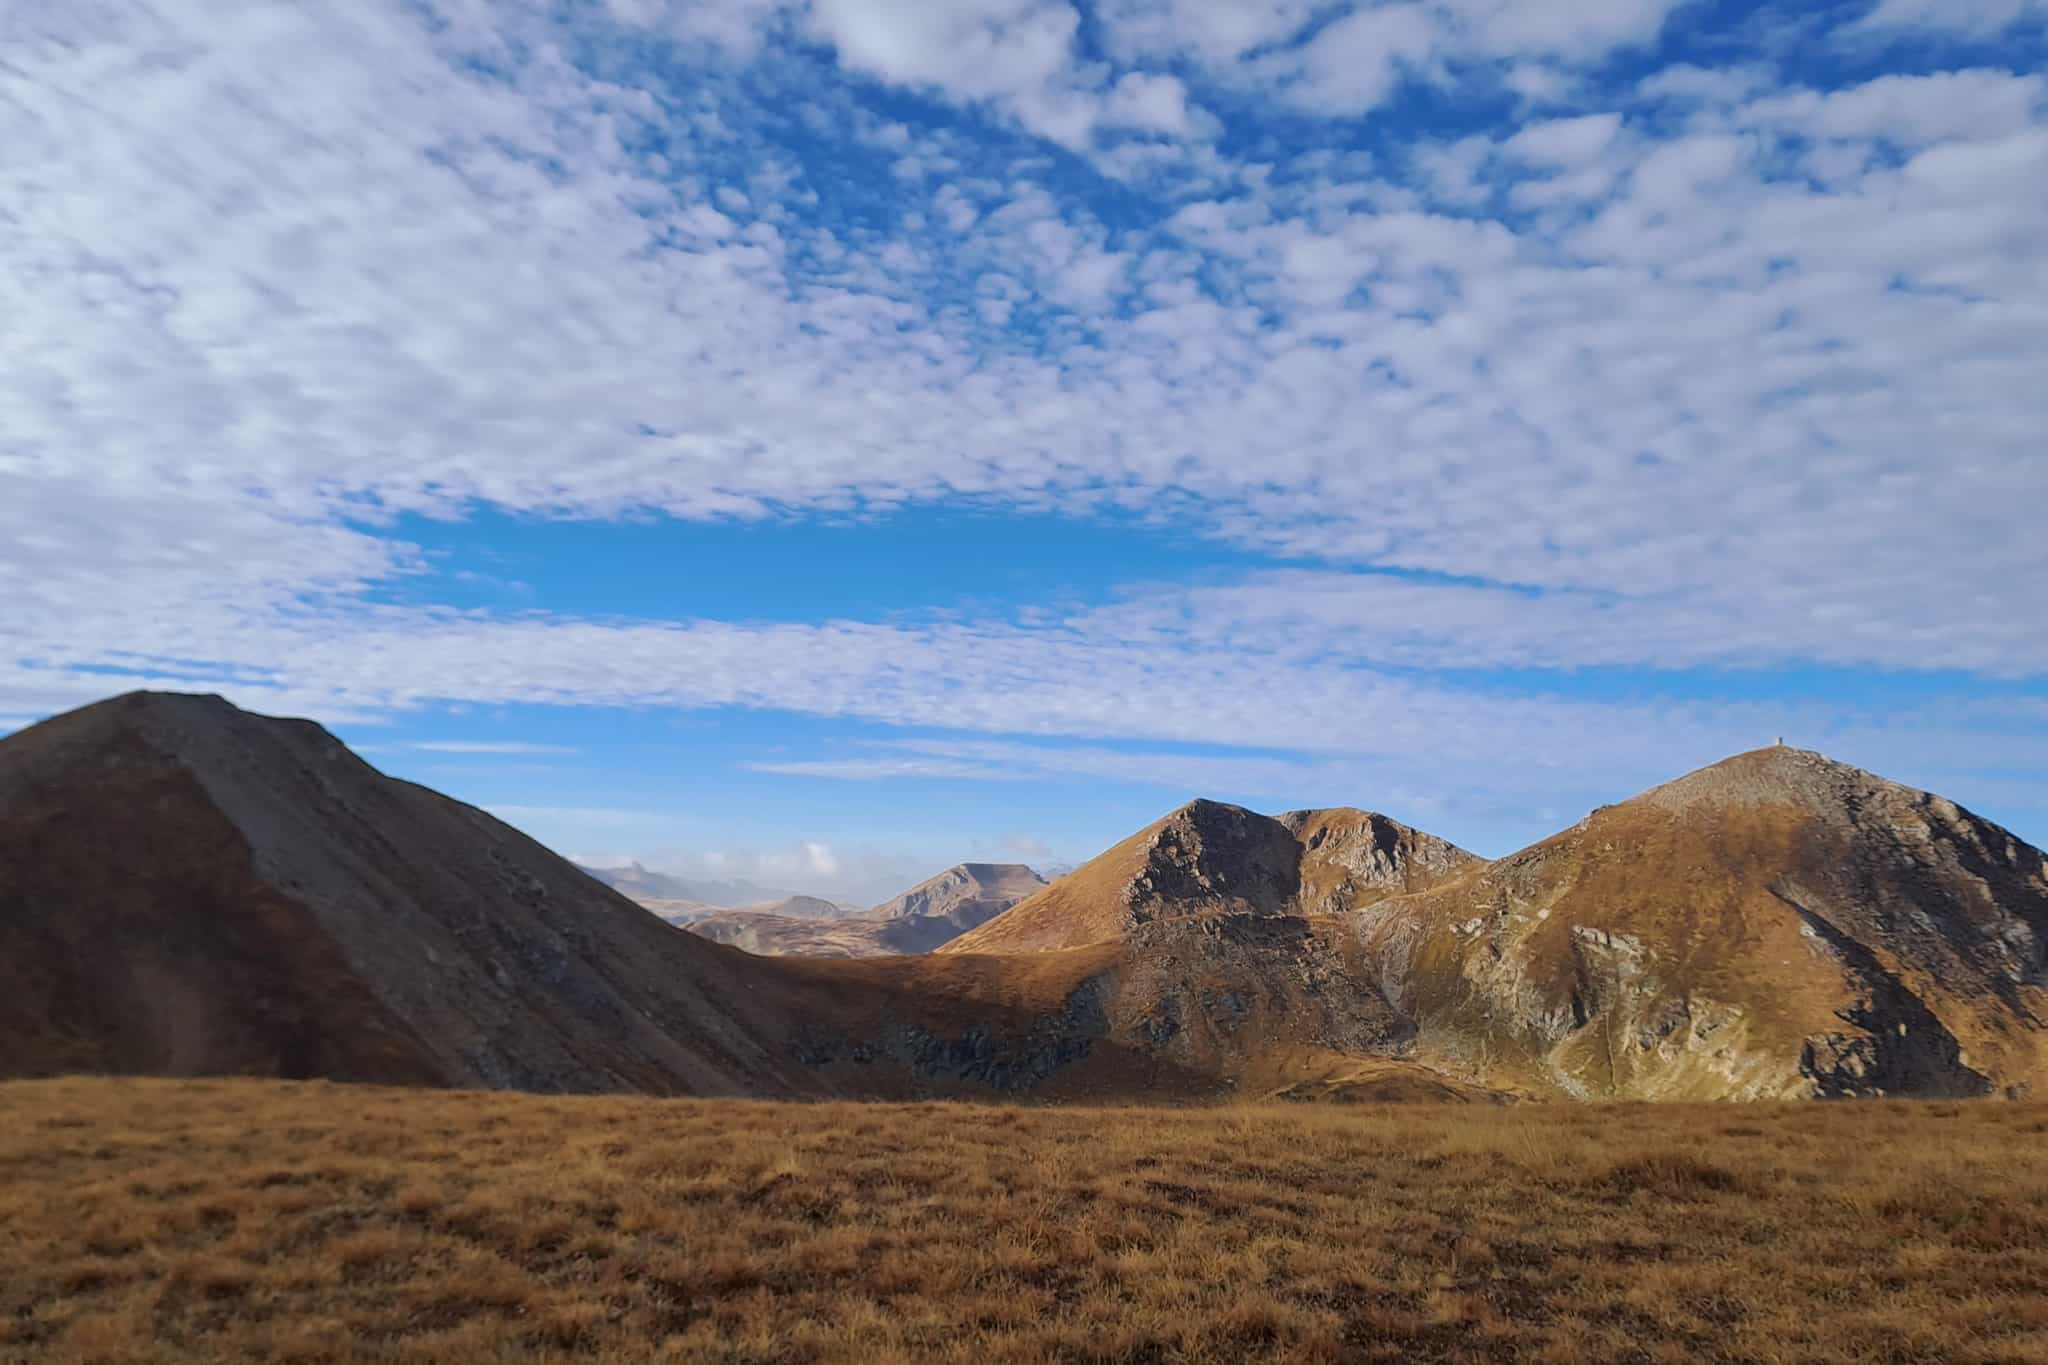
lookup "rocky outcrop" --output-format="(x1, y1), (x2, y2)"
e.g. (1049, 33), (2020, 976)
(1283, 808), (1477, 916)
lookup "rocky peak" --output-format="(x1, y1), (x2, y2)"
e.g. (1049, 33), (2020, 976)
(1279, 808), (1479, 914)
(868, 863), (1046, 922)
(1119, 800), (1302, 923)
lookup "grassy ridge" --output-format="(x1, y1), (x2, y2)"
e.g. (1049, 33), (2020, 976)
(4, 1079), (2047, 1362)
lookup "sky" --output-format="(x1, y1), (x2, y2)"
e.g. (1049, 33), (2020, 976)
(4, 0), (2045, 905)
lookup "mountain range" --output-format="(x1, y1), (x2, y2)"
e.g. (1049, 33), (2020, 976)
(575, 863), (802, 910)
(682, 864), (1049, 957)
(2, 691), (2043, 1103)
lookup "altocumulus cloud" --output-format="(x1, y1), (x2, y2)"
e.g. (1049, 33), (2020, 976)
(2, 0), (2045, 827)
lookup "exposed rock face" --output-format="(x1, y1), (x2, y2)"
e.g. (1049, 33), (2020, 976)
(1351, 747), (2048, 1100)
(1283, 808), (1477, 916)
(1122, 800), (1304, 923)
(868, 864), (1046, 933)
(682, 864), (1048, 957)
(943, 800), (1475, 955)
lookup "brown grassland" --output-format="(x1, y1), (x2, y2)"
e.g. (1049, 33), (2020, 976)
(4, 1079), (2047, 1364)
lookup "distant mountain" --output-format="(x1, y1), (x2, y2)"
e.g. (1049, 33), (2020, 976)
(576, 863), (796, 909)
(870, 863), (1048, 928)
(941, 800), (1473, 955)
(611, 891), (855, 931)
(683, 865), (1047, 957)
(754, 894), (853, 920)
(685, 911), (860, 956)
(635, 899), (723, 927)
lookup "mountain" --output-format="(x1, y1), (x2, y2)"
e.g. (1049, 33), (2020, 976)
(683, 865), (1048, 957)
(755, 894), (853, 919)
(941, 799), (1474, 954)
(8, 693), (2041, 1105)
(870, 863), (1048, 929)
(576, 863), (797, 909)
(0, 692), (857, 1093)
(634, 898), (723, 926)
(629, 894), (852, 931)
(0, 691), (1364, 1101)
(1350, 746), (2048, 1100)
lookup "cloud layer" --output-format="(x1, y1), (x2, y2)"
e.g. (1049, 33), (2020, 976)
(5, 0), (2045, 840)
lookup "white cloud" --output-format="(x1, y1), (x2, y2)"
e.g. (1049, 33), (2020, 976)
(1505, 112), (1624, 166)
(605, 0), (789, 55)
(1635, 63), (1775, 106)
(1091, 0), (1322, 66)
(1851, 0), (2047, 40)
(3, 1), (2045, 844)
(799, 0), (1218, 149)
(749, 756), (1023, 780)
(1094, 0), (1690, 117)
(1279, 5), (1440, 115)
(1438, 0), (1686, 64)
(1104, 71), (1201, 137)
(410, 740), (579, 754)
(1743, 70), (2047, 148)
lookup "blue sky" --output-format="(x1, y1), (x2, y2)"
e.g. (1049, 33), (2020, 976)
(4, 0), (2045, 902)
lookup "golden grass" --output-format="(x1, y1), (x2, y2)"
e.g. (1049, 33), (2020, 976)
(4, 1079), (2047, 1363)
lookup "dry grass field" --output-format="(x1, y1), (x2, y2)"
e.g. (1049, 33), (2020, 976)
(4, 1079), (2047, 1364)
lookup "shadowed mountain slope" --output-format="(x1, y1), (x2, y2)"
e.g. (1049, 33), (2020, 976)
(1351, 746), (2048, 1100)
(942, 799), (1475, 955)
(0, 692), (842, 1093)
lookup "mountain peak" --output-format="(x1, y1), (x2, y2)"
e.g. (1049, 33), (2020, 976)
(0, 689), (822, 1092)
(941, 797), (1473, 955)
(1629, 744), (1971, 833)
(865, 863), (1046, 920)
